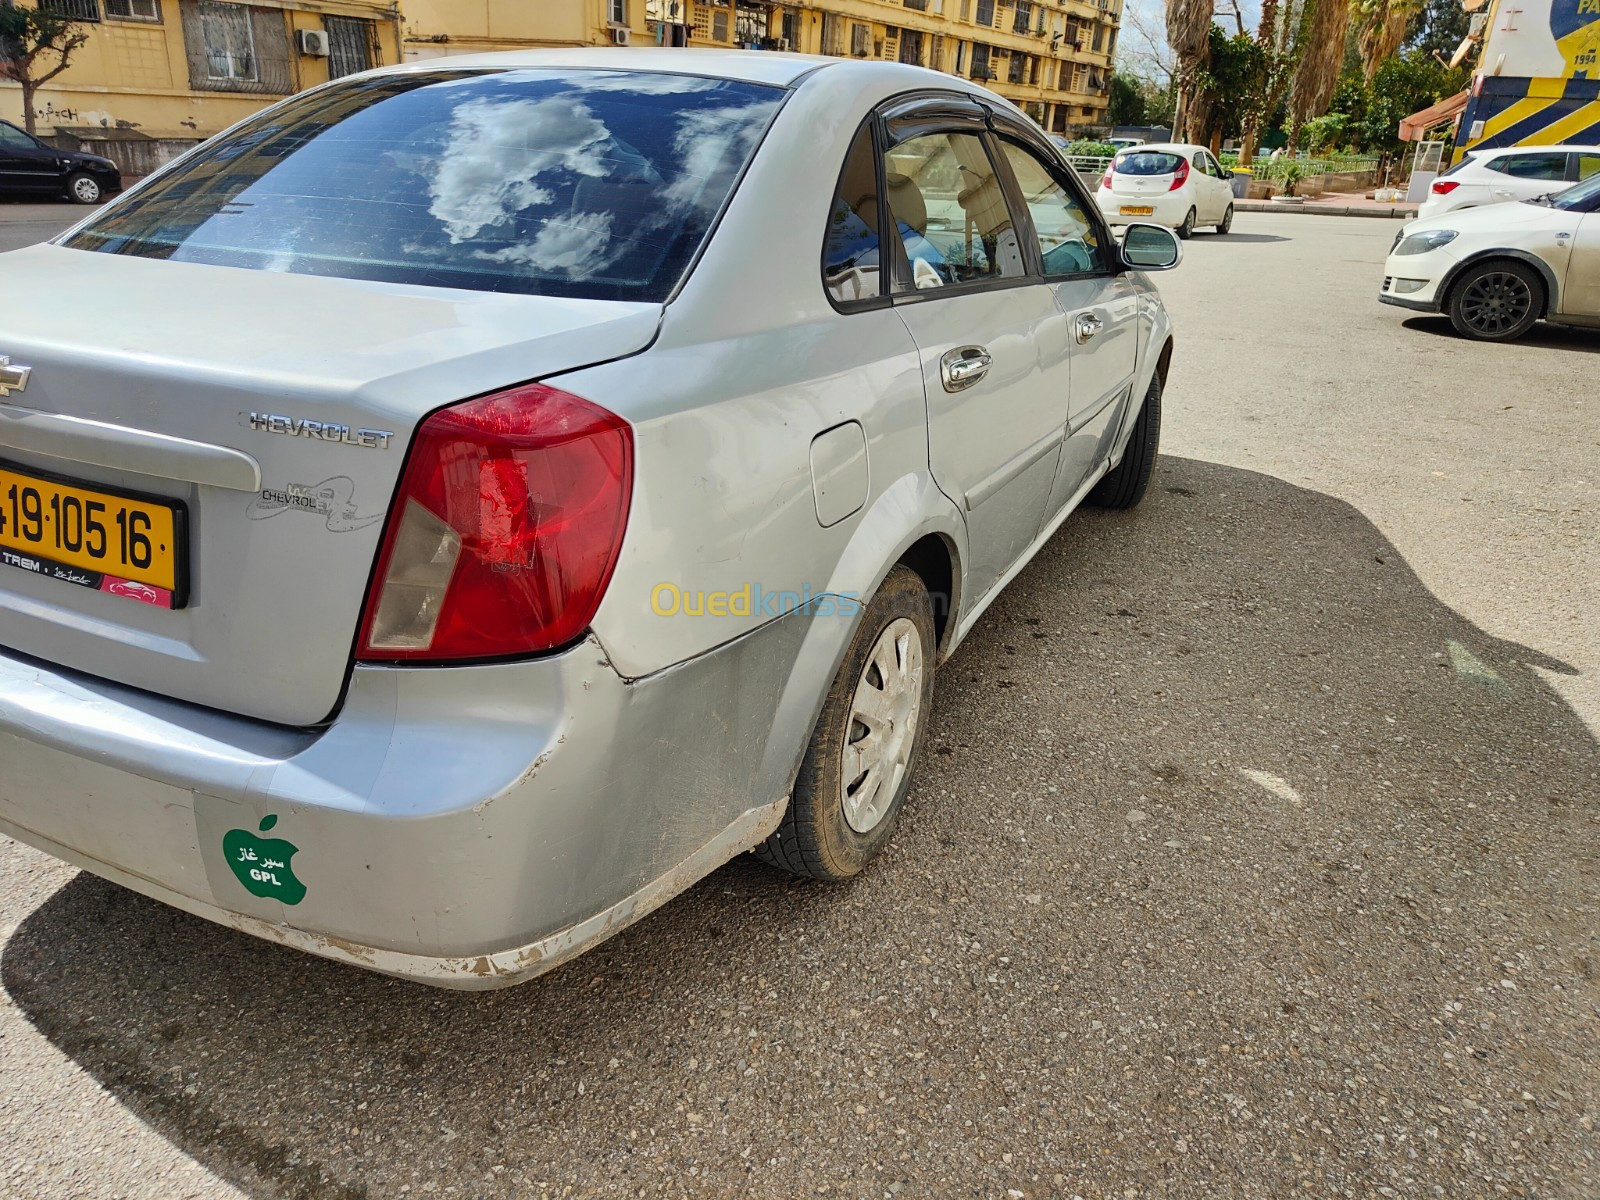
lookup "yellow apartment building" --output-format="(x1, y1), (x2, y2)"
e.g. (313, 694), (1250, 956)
(0, 0), (401, 172)
(401, 0), (1120, 134)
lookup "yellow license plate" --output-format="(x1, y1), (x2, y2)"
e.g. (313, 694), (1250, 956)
(0, 461), (187, 608)
(1120, 206), (1155, 216)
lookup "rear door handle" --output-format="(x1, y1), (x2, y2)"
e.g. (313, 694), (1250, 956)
(940, 345), (992, 392)
(1074, 313), (1104, 344)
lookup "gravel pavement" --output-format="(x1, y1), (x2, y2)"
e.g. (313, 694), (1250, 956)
(1, 211), (1597, 1200)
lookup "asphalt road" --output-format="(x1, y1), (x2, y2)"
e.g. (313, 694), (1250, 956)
(1, 210), (1597, 1200)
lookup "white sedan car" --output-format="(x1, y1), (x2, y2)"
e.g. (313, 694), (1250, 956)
(0, 50), (1182, 987)
(1417, 143), (1600, 220)
(1379, 170), (1600, 340)
(1096, 142), (1236, 238)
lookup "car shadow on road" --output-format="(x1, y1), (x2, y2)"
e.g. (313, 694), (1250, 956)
(6, 455), (1598, 1200)
(1402, 314), (1600, 352)
(1205, 232), (1291, 243)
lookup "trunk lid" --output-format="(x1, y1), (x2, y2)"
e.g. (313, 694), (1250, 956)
(0, 246), (660, 725)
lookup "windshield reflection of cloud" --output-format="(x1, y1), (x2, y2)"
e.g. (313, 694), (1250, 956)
(417, 89), (777, 282)
(428, 95), (611, 241)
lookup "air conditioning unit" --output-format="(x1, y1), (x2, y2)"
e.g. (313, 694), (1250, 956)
(777, 37), (790, 50)
(296, 28), (330, 57)
(612, 26), (631, 45)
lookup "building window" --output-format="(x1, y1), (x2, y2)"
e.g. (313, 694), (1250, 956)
(850, 22), (869, 55)
(712, 10), (728, 40)
(1012, 1), (1031, 33)
(325, 15), (374, 79)
(899, 28), (923, 65)
(970, 41), (990, 78)
(200, 2), (256, 81)
(954, 39), (965, 72)
(180, 1), (291, 94)
(608, 0), (628, 25)
(40, 0), (101, 20)
(1065, 18), (1079, 45)
(974, 0), (994, 27)
(904, 0), (928, 9)
(1092, 22), (1105, 51)
(105, 0), (162, 21)
(1007, 52), (1025, 83)
(821, 12), (845, 54)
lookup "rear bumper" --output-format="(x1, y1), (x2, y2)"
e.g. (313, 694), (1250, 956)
(1097, 194), (1190, 227)
(0, 612), (816, 988)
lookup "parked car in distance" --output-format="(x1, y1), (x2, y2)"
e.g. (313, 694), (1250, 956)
(1417, 143), (1600, 220)
(0, 50), (1181, 989)
(0, 120), (122, 204)
(1106, 136), (1145, 152)
(1379, 169), (1600, 340)
(1096, 142), (1235, 237)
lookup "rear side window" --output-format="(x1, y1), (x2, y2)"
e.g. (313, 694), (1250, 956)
(1489, 151), (1567, 180)
(823, 122), (883, 305)
(63, 69), (784, 301)
(1114, 151), (1183, 176)
(884, 130), (1024, 291)
(1575, 153), (1600, 181)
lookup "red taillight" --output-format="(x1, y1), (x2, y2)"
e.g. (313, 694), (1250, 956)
(1431, 179), (1460, 194)
(1102, 164), (1114, 189)
(358, 384), (632, 662)
(1169, 158), (1190, 191)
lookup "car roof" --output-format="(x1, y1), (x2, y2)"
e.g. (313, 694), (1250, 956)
(377, 47), (955, 91)
(1117, 142), (1203, 154)
(1471, 143), (1600, 156)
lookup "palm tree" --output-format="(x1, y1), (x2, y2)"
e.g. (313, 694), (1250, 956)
(1353, 0), (1422, 81)
(1289, 0), (1352, 147)
(1166, 0), (1216, 140)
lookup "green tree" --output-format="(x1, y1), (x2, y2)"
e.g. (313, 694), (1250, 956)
(1108, 72), (1149, 126)
(1407, 0), (1471, 57)
(1360, 48), (1467, 154)
(1194, 26), (1268, 145)
(0, 3), (88, 136)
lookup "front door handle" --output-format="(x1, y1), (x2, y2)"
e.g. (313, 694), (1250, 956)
(1074, 313), (1104, 344)
(940, 345), (992, 392)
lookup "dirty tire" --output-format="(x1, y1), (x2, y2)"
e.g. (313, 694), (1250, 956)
(756, 566), (936, 881)
(1447, 259), (1543, 342)
(1176, 207), (1196, 239)
(1217, 204), (1234, 234)
(66, 172), (102, 205)
(1087, 370), (1162, 510)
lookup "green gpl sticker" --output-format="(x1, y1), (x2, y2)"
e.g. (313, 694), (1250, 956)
(222, 814), (306, 905)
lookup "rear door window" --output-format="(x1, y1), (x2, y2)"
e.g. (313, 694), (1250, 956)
(1114, 151), (1183, 176)
(1488, 151), (1568, 180)
(823, 122), (883, 305)
(63, 69), (784, 301)
(883, 130), (1025, 291)
(1571, 152), (1600, 181)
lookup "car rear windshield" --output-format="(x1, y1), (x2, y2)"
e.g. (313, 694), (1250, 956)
(1114, 151), (1183, 176)
(62, 69), (784, 301)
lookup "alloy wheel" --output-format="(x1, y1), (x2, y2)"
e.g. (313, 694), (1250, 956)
(1459, 270), (1533, 336)
(840, 616), (925, 834)
(71, 176), (101, 204)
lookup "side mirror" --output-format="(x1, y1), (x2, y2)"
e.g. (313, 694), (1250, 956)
(1120, 222), (1181, 271)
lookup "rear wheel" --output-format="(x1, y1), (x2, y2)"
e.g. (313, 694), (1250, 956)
(1088, 370), (1162, 510)
(65, 172), (103, 205)
(756, 566), (936, 881)
(1176, 207), (1197, 239)
(1448, 259), (1543, 342)
(1217, 204), (1234, 234)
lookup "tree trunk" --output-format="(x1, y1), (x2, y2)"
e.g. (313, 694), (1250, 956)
(1239, 119), (1257, 165)
(19, 82), (37, 136)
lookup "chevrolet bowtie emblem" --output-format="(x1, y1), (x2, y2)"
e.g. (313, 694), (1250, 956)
(0, 356), (31, 398)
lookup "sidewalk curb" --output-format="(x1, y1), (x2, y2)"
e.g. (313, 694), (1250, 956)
(1235, 202), (1417, 219)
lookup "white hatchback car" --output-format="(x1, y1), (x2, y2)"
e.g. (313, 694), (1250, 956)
(1379, 170), (1600, 340)
(1096, 142), (1236, 238)
(1417, 143), (1600, 220)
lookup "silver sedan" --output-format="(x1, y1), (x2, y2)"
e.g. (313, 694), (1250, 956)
(0, 49), (1178, 988)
